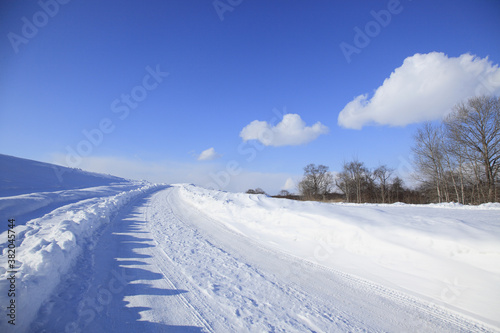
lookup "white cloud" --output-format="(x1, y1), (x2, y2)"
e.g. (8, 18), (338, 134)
(197, 147), (221, 161)
(338, 52), (500, 129)
(240, 114), (329, 146)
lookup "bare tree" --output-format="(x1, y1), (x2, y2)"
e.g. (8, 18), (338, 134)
(246, 188), (266, 195)
(373, 165), (394, 203)
(411, 96), (500, 204)
(441, 138), (469, 204)
(335, 159), (371, 203)
(336, 169), (354, 202)
(278, 189), (291, 197)
(444, 96), (500, 202)
(298, 164), (334, 200)
(390, 176), (405, 202)
(412, 122), (449, 202)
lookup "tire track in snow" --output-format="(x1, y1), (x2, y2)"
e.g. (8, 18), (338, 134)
(29, 186), (498, 332)
(142, 197), (215, 333)
(147, 188), (367, 332)
(160, 186), (498, 333)
(29, 187), (206, 333)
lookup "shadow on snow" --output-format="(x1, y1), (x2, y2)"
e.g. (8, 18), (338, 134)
(31, 191), (205, 332)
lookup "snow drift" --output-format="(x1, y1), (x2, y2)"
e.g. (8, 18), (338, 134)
(0, 183), (165, 332)
(1, 153), (499, 331)
(0, 154), (167, 332)
(0, 154), (129, 197)
(178, 184), (500, 328)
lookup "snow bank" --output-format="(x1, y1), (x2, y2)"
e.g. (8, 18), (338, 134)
(0, 182), (149, 233)
(0, 183), (165, 333)
(178, 184), (500, 327)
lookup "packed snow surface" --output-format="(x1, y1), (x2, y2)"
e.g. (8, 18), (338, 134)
(1, 182), (164, 332)
(0, 156), (499, 332)
(178, 185), (500, 328)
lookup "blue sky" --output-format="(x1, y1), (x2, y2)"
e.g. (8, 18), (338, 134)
(1, 0), (500, 194)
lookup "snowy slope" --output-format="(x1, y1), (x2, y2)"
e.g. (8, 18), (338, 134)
(0, 155), (499, 332)
(0, 154), (128, 197)
(178, 185), (500, 329)
(0, 155), (163, 332)
(0, 154), (149, 232)
(23, 186), (499, 332)
(0, 183), (165, 332)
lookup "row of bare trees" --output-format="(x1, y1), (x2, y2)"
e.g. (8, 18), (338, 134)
(335, 161), (424, 203)
(297, 164), (334, 200)
(412, 96), (500, 204)
(297, 162), (422, 203)
(260, 96), (499, 204)
(336, 162), (405, 203)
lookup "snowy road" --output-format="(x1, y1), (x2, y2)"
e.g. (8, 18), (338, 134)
(29, 186), (496, 332)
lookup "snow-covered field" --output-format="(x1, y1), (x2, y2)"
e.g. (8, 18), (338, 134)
(1, 155), (499, 332)
(179, 185), (500, 329)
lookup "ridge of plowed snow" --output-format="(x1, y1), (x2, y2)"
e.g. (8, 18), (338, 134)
(1, 177), (499, 332)
(177, 184), (500, 328)
(0, 183), (166, 332)
(30, 186), (498, 332)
